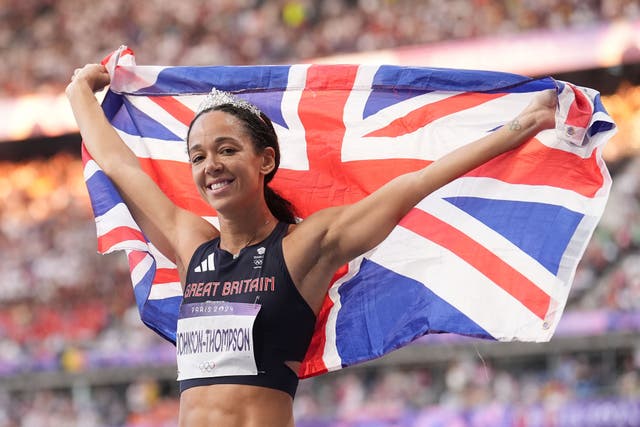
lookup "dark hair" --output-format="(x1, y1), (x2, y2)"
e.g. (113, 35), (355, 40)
(187, 104), (297, 224)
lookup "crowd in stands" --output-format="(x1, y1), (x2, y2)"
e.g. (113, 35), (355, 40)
(1, 0), (639, 97)
(2, 346), (639, 426)
(0, 154), (176, 376)
(571, 156), (640, 312)
(291, 351), (640, 426)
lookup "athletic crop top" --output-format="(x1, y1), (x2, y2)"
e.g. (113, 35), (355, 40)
(177, 222), (316, 398)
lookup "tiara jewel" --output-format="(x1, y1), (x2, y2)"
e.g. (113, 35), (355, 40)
(197, 87), (262, 117)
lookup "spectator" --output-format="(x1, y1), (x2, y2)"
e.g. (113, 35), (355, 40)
(1, 0), (639, 97)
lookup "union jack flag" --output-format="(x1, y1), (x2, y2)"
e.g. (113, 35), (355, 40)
(83, 46), (614, 378)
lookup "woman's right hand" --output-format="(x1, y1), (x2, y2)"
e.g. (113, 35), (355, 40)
(66, 64), (111, 95)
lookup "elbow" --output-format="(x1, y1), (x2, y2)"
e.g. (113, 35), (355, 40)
(98, 157), (122, 177)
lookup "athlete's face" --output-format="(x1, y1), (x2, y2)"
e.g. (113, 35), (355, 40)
(187, 110), (275, 213)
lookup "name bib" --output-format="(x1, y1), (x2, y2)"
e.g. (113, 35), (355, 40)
(176, 301), (260, 380)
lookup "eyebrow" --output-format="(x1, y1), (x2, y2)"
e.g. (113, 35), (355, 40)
(188, 136), (239, 152)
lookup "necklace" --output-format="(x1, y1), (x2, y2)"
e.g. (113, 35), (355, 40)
(232, 219), (271, 259)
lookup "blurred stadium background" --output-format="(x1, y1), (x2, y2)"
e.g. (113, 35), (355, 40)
(1, 1), (639, 426)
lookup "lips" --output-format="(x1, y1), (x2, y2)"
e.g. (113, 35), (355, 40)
(206, 179), (234, 194)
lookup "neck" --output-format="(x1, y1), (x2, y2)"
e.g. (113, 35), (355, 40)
(217, 205), (276, 256)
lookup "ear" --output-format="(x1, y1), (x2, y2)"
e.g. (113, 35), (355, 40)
(260, 147), (276, 176)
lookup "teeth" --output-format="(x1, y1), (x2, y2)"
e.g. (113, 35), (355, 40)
(210, 181), (230, 190)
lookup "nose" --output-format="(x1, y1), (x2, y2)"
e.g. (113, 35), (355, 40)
(204, 155), (223, 175)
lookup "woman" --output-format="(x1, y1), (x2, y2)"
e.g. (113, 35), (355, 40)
(67, 64), (557, 427)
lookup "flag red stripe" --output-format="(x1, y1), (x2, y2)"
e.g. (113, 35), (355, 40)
(97, 226), (146, 253)
(468, 139), (603, 197)
(565, 84), (592, 128)
(400, 208), (551, 320)
(289, 65), (359, 216)
(127, 250), (147, 270)
(81, 144), (91, 164)
(154, 268), (181, 284)
(150, 95), (196, 127)
(100, 47), (134, 66)
(366, 92), (506, 138)
(300, 65), (358, 173)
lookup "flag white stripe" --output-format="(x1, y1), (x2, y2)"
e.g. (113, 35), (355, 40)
(119, 131), (189, 162)
(103, 239), (149, 253)
(149, 282), (184, 300)
(278, 64), (311, 171)
(321, 256), (367, 371)
(83, 159), (102, 180)
(130, 252), (155, 289)
(95, 203), (142, 235)
(555, 212), (602, 298)
(110, 65), (163, 93)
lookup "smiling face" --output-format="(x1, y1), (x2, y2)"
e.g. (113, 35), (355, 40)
(187, 110), (275, 214)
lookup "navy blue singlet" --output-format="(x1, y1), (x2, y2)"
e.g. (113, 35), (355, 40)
(178, 222), (316, 398)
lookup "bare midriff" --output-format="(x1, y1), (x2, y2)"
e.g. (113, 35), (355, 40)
(179, 384), (295, 427)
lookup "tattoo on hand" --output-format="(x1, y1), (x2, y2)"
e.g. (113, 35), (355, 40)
(509, 119), (522, 131)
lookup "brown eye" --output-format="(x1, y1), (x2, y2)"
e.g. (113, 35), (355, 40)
(220, 147), (237, 155)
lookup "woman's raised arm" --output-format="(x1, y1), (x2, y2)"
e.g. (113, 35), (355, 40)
(66, 64), (217, 273)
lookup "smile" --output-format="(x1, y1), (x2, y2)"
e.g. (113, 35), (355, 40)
(207, 179), (233, 192)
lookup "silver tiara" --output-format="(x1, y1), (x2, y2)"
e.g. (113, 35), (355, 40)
(197, 87), (262, 117)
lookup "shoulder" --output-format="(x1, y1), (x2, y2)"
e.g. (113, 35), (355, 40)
(283, 206), (345, 254)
